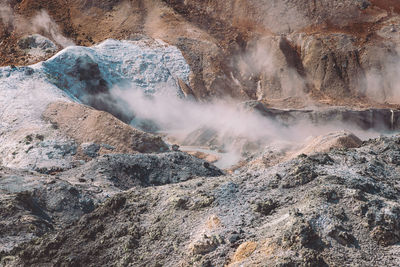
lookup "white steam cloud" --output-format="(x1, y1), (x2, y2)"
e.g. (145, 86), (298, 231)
(363, 46), (400, 105)
(0, 2), (73, 48)
(235, 37), (308, 101)
(31, 10), (74, 48)
(110, 85), (379, 168)
(0, 2), (14, 31)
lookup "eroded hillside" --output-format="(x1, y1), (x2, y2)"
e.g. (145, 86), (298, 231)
(1, 0), (400, 106)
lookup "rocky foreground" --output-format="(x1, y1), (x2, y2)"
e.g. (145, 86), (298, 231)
(1, 130), (400, 266)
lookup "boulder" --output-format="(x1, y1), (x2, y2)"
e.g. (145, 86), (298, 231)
(18, 34), (58, 57)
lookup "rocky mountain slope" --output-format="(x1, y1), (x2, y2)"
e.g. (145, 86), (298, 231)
(1, 0), (400, 107)
(1, 1), (400, 267)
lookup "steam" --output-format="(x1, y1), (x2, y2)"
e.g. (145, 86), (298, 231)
(0, 2), (73, 48)
(30, 10), (74, 48)
(111, 86), (282, 167)
(235, 37), (308, 101)
(109, 85), (378, 168)
(363, 47), (400, 105)
(236, 34), (400, 106)
(0, 2), (13, 32)
(111, 86), (276, 137)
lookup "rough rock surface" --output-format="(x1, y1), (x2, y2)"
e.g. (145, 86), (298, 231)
(245, 100), (400, 131)
(62, 152), (223, 189)
(0, 167), (96, 253)
(17, 34), (58, 58)
(0, 151), (223, 254)
(2, 134), (400, 266)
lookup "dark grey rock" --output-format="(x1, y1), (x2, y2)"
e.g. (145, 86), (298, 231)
(63, 152), (223, 189)
(81, 143), (101, 158)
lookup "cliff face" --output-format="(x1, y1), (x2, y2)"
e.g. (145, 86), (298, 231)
(1, 0), (400, 106)
(162, 0), (400, 105)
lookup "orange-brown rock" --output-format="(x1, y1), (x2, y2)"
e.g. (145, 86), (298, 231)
(42, 101), (168, 155)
